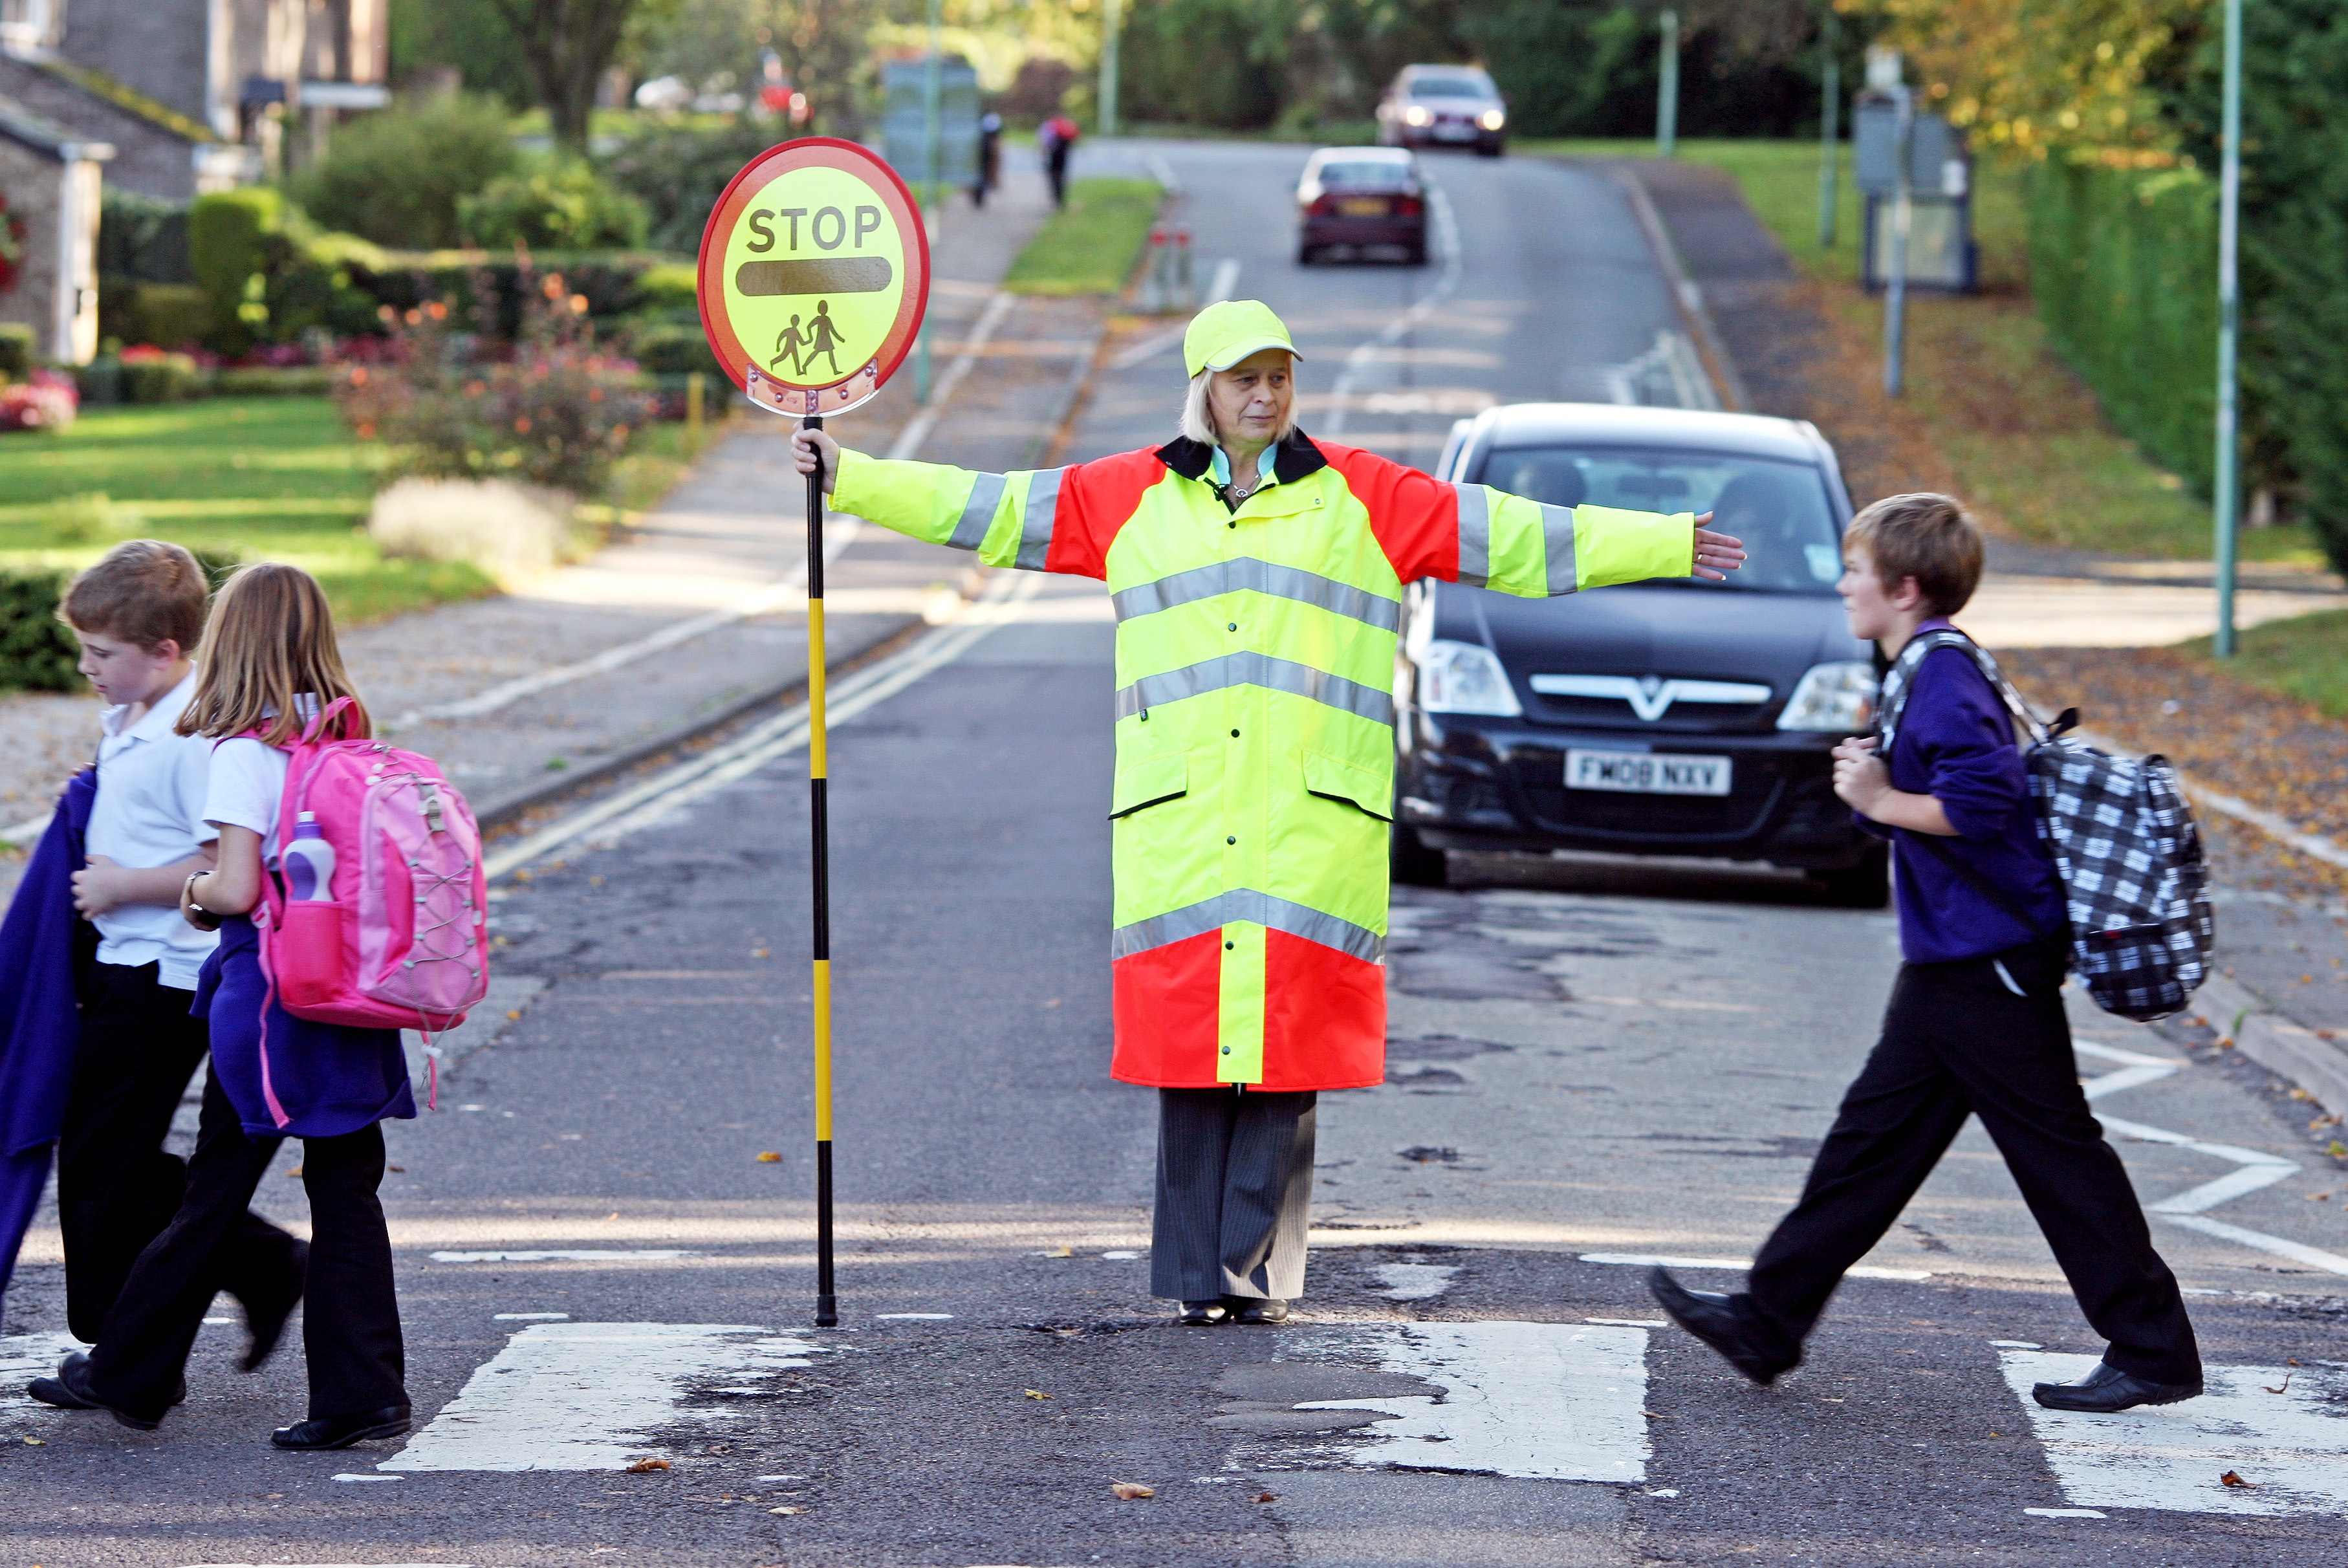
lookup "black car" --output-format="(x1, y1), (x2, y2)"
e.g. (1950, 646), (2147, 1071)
(1296, 147), (1428, 265)
(1393, 403), (1886, 904)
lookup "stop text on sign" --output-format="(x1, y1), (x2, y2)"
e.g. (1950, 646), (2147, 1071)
(697, 139), (931, 420)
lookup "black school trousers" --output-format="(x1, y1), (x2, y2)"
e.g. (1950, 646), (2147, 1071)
(1735, 938), (2199, 1385)
(85, 1070), (407, 1424)
(60, 960), (302, 1342)
(1151, 1087), (1316, 1303)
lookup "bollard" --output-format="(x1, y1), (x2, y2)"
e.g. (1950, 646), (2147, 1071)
(686, 370), (705, 435)
(1140, 224), (1168, 312)
(1173, 226), (1195, 310)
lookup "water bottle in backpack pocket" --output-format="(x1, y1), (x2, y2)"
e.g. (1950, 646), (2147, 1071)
(275, 811), (344, 1012)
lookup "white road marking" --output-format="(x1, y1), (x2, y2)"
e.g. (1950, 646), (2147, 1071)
(1101, 1249), (1142, 1260)
(378, 1322), (831, 1472)
(1321, 186), (1463, 439)
(331, 1473), (403, 1483)
(186, 1563), (468, 1567)
(1299, 1322), (1649, 1483)
(1999, 1351), (2348, 1516)
(0, 1331), (85, 1415)
(2089, 1110), (2348, 1274)
(1990, 1340), (2044, 1349)
(2024, 1507), (2107, 1519)
(875, 1312), (955, 1320)
(484, 572), (1046, 880)
(428, 1250), (694, 1263)
(1373, 1262), (1458, 1300)
(884, 290), (1020, 463)
(493, 1312), (571, 1320)
(1578, 1252), (1931, 1282)
(1588, 1318), (1667, 1329)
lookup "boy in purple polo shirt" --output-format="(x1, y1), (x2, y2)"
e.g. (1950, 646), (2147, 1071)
(1650, 493), (2201, 1415)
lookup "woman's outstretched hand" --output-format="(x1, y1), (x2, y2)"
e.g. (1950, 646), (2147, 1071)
(790, 426), (842, 497)
(1690, 512), (1745, 582)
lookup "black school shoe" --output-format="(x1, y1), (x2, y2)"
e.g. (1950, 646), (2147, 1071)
(27, 1352), (168, 1430)
(2031, 1361), (2202, 1413)
(1647, 1268), (1798, 1388)
(1224, 1298), (1290, 1325)
(270, 1405), (414, 1450)
(1177, 1300), (1229, 1326)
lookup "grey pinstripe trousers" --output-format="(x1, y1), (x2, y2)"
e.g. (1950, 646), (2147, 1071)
(1149, 1087), (1317, 1303)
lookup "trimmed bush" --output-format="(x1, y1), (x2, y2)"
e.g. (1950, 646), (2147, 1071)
(0, 322), (32, 381)
(2025, 160), (2219, 501)
(188, 188), (283, 354)
(458, 161), (648, 251)
(626, 321), (723, 379)
(124, 283), (210, 349)
(289, 94), (523, 251)
(0, 567), (82, 692)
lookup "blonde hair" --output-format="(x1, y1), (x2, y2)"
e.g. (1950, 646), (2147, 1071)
(60, 539), (210, 653)
(1845, 492), (1983, 617)
(1178, 366), (1300, 447)
(177, 562), (370, 745)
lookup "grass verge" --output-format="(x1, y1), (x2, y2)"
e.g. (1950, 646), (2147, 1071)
(1520, 138), (2321, 569)
(2175, 609), (2348, 720)
(1003, 177), (1164, 296)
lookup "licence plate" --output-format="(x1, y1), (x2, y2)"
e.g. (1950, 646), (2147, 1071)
(1565, 749), (1732, 796)
(1338, 198), (1388, 216)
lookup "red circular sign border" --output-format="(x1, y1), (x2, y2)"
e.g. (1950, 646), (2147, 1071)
(697, 136), (930, 413)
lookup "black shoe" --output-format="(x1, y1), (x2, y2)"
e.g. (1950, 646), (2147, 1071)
(30, 1353), (163, 1430)
(2031, 1361), (2202, 1413)
(238, 1241), (309, 1373)
(1177, 1300), (1229, 1326)
(1647, 1267), (1796, 1388)
(270, 1404), (413, 1450)
(1227, 1298), (1290, 1325)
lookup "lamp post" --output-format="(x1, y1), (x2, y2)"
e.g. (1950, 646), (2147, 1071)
(1657, 10), (1680, 159)
(1818, 5), (1840, 248)
(2212, 0), (2243, 658)
(1100, 0), (1122, 137)
(1883, 82), (1913, 397)
(914, 0), (942, 404)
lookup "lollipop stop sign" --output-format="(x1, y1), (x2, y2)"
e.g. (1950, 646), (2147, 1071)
(698, 137), (930, 418)
(697, 137), (928, 1331)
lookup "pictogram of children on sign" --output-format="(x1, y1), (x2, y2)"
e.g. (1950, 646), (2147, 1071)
(770, 300), (846, 380)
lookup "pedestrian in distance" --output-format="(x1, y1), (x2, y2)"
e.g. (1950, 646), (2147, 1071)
(1039, 111), (1080, 208)
(792, 299), (1745, 1327)
(31, 542), (305, 1361)
(35, 563), (420, 1450)
(973, 110), (1003, 208)
(1649, 493), (2202, 1414)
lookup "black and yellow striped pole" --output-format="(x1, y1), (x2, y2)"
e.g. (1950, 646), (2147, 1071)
(803, 413), (838, 1328)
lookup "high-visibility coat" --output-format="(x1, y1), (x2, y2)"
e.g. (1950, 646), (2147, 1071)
(831, 431), (1695, 1091)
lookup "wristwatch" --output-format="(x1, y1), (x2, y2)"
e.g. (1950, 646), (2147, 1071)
(183, 871), (221, 933)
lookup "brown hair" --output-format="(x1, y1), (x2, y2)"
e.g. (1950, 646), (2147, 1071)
(58, 539), (210, 653)
(1844, 492), (1983, 616)
(175, 562), (370, 745)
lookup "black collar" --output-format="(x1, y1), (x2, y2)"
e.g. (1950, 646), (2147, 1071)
(1155, 431), (1330, 487)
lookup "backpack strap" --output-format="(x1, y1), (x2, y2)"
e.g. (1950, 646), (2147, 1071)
(1876, 627), (2063, 754)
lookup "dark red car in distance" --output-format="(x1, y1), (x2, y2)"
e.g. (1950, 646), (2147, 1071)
(1296, 147), (1428, 266)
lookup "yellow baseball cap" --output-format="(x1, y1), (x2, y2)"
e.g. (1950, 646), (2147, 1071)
(1182, 299), (1301, 378)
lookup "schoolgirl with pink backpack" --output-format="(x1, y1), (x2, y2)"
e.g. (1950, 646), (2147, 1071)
(40, 562), (487, 1450)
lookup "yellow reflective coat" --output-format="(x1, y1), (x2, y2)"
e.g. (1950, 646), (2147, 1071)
(831, 432), (1695, 1090)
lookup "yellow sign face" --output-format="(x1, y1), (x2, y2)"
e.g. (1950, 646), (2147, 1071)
(698, 139), (930, 419)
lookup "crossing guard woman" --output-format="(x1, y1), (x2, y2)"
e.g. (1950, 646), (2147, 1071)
(792, 300), (1745, 1325)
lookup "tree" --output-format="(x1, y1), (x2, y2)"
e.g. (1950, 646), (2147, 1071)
(485, 0), (646, 150)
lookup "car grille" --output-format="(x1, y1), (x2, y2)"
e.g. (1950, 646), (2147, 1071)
(1509, 747), (1785, 841)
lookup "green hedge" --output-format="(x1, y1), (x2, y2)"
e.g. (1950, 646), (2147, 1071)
(0, 567), (82, 693)
(2025, 160), (2219, 501)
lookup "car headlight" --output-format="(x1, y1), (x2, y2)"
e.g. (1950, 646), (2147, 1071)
(1405, 105), (1432, 127)
(1776, 660), (1877, 732)
(1416, 639), (1522, 717)
(1478, 109), (1505, 131)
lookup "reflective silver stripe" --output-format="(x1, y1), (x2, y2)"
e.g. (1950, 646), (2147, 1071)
(1016, 467), (1067, 571)
(1112, 888), (1385, 964)
(1114, 652), (1393, 726)
(948, 470), (1008, 551)
(1541, 501), (1578, 596)
(1453, 483), (1491, 587)
(1110, 559), (1402, 631)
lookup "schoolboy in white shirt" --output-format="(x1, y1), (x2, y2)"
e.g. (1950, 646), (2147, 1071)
(43, 541), (303, 1377)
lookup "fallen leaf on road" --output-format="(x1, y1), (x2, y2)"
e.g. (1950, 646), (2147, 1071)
(768, 1505), (804, 1514)
(2220, 1470), (2256, 1488)
(1041, 1245), (1074, 1257)
(386, 1165), (405, 1173)
(625, 1457), (671, 1474)
(1254, 1492), (1277, 1503)
(285, 1166), (303, 1178)
(22, 1437), (43, 1445)
(506, 1010), (521, 1020)
(1024, 1389), (1051, 1399)
(2263, 1374), (2294, 1395)
(1111, 1482), (1155, 1499)
(756, 1151), (782, 1162)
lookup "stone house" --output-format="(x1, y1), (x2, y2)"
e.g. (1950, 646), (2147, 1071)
(0, 94), (107, 362)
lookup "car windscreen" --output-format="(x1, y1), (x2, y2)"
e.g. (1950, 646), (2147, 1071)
(1409, 76), (1487, 98)
(1477, 446), (1843, 593)
(1312, 160), (1413, 190)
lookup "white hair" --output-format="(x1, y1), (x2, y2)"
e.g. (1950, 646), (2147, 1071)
(1179, 365), (1299, 447)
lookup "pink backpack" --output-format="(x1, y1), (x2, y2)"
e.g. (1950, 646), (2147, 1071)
(252, 697), (489, 1107)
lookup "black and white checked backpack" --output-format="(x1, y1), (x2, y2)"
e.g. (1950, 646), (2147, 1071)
(1877, 629), (2213, 1022)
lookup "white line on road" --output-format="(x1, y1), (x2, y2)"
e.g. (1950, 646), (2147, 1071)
(1999, 1350), (2348, 1516)
(378, 1322), (832, 1472)
(483, 572), (1045, 880)
(1373, 1262), (1458, 1300)
(1577, 1252), (1933, 1282)
(884, 289), (1020, 463)
(1321, 187), (1463, 439)
(1300, 1322), (1649, 1483)
(428, 1250), (695, 1263)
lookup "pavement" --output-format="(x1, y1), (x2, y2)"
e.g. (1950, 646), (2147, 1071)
(5, 139), (2348, 1566)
